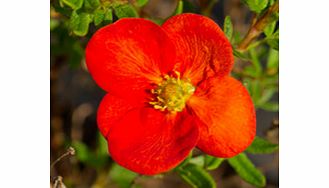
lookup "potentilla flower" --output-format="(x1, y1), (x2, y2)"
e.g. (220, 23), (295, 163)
(85, 13), (256, 175)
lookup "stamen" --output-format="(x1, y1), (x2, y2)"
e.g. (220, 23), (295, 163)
(149, 73), (195, 112)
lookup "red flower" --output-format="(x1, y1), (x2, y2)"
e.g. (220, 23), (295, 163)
(85, 13), (256, 175)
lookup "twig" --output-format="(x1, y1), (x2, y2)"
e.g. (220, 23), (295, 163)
(237, 1), (279, 51)
(52, 176), (67, 188)
(51, 147), (75, 169)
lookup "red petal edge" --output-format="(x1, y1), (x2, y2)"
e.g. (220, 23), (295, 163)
(98, 96), (199, 174)
(162, 13), (234, 85)
(97, 94), (141, 138)
(86, 18), (176, 102)
(188, 76), (256, 157)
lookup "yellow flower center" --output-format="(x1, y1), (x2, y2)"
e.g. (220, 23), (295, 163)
(150, 72), (195, 112)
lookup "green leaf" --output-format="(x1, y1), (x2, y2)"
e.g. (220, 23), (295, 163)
(268, 11), (279, 23)
(177, 151), (193, 168)
(266, 48), (279, 75)
(246, 136), (278, 154)
(204, 155), (225, 170)
(68, 41), (84, 68)
(250, 79), (262, 103)
(97, 133), (108, 156)
(84, 0), (100, 10)
(70, 11), (92, 36)
(243, 78), (253, 93)
(232, 31), (243, 45)
(174, 0), (184, 15)
(136, 0), (148, 7)
(177, 163), (216, 188)
(61, 0), (83, 10)
(259, 102), (279, 111)
(242, 0), (269, 13)
(189, 155), (205, 167)
(267, 30), (279, 50)
(224, 16), (233, 41)
(267, 38), (279, 50)
(268, 0), (276, 6)
(72, 141), (91, 163)
(93, 9), (105, 26)
(71, 141), (109, 168)
(50, 19), (60, 31)
(249, 48), (262, 77)
(228, 153), (266, 187)
(109, 163), (138, 188)
(104, 8), (113, 22)
(243, 66), (259, 77)
(147, 18), (164, 25)
(233, 49), (250, 61)
(264, 21), (276, 37)
(113, 4), (138, 18)
(257, 88), (276, 105)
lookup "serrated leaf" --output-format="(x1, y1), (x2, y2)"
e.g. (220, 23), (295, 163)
(264, 21), (276, 37)
(205, 155), (225, 170)
(93, 9), (105, 26)
(113, 4), (138, 18)
(224, 16), (233, 41)
(136, 0), (148, 7)
(189, 155), (205, 167)
(84, 0), (100, 10)
(70, 11), (92, 36)
(110, 163), (138, 188)
(228, 153), (266, 187)
(174, 0), (184, 15)
(242, 0), (269, 13)
(246, 136), (278, 154)
(259, 102), (279, 111)
(177, 163), (216, 188)
(61, 0), (83, 10)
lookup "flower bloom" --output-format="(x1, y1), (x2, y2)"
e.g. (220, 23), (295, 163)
(86, 13), (256, 175)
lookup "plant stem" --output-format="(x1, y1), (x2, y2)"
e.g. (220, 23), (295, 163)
(51, 147), (75, 169)
(237, 1), (279, 51)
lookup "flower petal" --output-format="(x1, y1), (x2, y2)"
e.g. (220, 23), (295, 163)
(97, 94), (141, 138)
(162, 13), (234, 85)
(86, 18), (176, 101)
(99, 104), (199, 175)
(188, 76), (256, 158)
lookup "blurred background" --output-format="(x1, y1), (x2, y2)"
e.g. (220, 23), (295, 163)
(51, 0), (279, 187)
